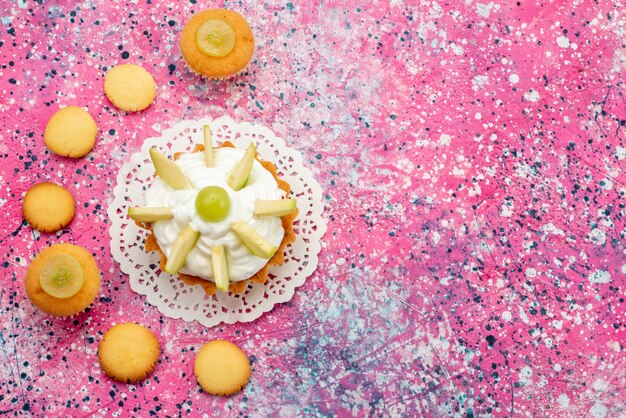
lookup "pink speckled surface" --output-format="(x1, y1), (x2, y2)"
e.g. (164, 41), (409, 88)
(1, 0), (625, 417)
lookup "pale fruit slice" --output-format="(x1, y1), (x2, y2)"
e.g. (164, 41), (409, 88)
(230, 221), (278, 259)
(253, 199), (297, 217)
(195, 19), (236, 58)
(165, 225), (200, 274)
(203, 125), (214, 167)
(128, 207), (173, 223)
(39, 254), (85, 299)
(211, 245), (229, 292)
(149, 148), (193, 190)
(227, 143), (256, 191)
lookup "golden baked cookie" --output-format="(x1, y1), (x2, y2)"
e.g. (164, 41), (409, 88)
(194, 340), (251, 396)
(44, 106), (97, 158)
(98, 323), (160, 383)
(23, 182), (75, 232)
(104, 64), (156, 112)
(25, 243), (101, 316)
(180, 9), (255, 79)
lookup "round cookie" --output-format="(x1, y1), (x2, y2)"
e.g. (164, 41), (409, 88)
(104, 64), (156, 112)
(44, 106), (97, 158)
(98, 323), (160, 383)
(23, 182), (75, 232)
(25, 243), (101, 316)
(180, 9), (255, 79)
(194, 340), (251, 396)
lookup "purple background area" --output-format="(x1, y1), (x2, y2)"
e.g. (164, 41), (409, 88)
(1, 0), (626, 416)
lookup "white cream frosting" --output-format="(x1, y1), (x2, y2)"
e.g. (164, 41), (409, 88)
(144, 147), (285, 282)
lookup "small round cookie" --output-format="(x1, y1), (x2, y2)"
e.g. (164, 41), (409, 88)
(180, 9), (255, 79)
(23, 182), (75, 232)
(25, 243), (101, 316)
(104, 64), (156, 112)
(98, 323), (160, 383)
(194, 340), (251, 396)
(44, 106), (97, 158)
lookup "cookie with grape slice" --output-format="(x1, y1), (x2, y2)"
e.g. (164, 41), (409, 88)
(25, 243), (101, 317)
(180, 9), (255, 79)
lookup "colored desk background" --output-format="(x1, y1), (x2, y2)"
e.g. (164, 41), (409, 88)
(1, 0), (625, 416)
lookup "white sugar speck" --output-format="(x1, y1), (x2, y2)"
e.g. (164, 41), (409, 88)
(518, 366), (532, 384)
(589, 228), (606, 245)
(589, 402), (608, 418)
(557, 36), (570, 48)
(588, 270), (610, 284)
(524, 90), (540, 102)
(476, 2), (494, 18)
(557, 394), (570, 407)
(472, 74), (489, 91)
(500, 203), (513, 217)
(592, 378), (608, 392)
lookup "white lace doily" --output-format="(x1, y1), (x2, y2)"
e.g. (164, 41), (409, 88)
(107, 116), (326, 327)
